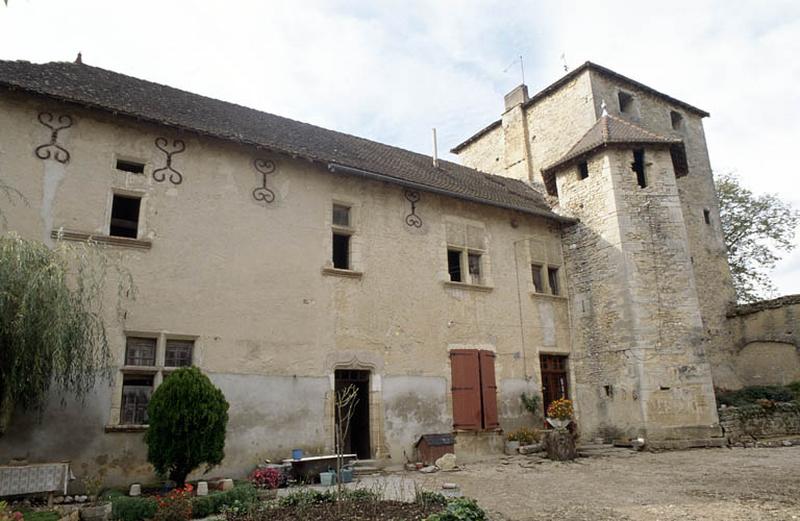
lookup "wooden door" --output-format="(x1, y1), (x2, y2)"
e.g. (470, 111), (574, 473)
(540, 354), (569, 415)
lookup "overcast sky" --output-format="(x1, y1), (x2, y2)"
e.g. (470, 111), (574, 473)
(1, 0), (798, 295)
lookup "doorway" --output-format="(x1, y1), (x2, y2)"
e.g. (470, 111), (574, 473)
(334, 369), (371, 459)
(540, 354), (569, 415)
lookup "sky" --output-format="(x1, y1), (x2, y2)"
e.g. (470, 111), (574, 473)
(1, 0), (798, 295)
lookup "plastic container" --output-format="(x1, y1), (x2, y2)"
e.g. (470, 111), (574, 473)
(339, 468), (353, 483)
(319, 471), (336, 486)
(291, 448), (303, 460)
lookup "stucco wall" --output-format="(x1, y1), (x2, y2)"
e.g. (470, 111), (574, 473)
(0, 91), (570, 484)
(725, 296), (800, 388)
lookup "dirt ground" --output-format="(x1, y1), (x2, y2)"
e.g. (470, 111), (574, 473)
(399, 446), (800, 521)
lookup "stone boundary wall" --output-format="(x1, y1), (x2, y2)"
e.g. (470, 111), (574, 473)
(724, 294), (800, 388)
(719, 403), (800, 444)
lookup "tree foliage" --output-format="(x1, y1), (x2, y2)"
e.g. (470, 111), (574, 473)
(145, 367), (229, 486)
(0, 233), (132, 434)
(717, 172), (800, 303)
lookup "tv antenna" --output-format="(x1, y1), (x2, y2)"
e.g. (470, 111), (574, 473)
(560, 53), (569, 72)
(503, 55), (525, 84)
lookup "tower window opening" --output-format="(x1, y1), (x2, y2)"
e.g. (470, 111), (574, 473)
(632, 149), (646, 188)
(578, 161), (589, 180)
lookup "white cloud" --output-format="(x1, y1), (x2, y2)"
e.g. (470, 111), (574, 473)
(2, 0), (798, 294)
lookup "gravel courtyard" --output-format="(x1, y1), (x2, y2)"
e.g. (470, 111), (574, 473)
(398, 446), (800, 520)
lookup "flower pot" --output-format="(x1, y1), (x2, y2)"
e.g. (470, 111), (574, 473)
(319, 471), (336, 487)
(505, 440), (520, 455)
(546, 417), (571, 429)
(80, 502), (112, 521)
(256, 489), (278, 501)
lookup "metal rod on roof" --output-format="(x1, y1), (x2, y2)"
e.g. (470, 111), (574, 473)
(432, 128), (439, 168)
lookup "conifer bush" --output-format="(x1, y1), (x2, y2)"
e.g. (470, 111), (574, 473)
(144, 367), (229, 486)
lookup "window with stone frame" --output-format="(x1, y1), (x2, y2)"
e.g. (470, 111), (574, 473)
(531, 263), (545, 293)
(118, 334), (195, 426)
(529, 239), (563, 296)
(445, 220), (489, 286)
(331, 203), (354, 270)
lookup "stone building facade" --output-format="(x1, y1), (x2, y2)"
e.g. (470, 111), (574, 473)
(0, 59), (747, 483)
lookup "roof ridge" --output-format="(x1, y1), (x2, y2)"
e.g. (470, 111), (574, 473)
(0, 59), (571, 222)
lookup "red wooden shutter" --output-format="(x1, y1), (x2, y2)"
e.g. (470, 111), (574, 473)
(479, 350), (499, 430)
(450, 350), (481, 430)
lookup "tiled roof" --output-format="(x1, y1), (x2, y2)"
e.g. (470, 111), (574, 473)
(451, 61), (708, 154)
(0, 60), (571, 223)
(540, 113), (681, 195)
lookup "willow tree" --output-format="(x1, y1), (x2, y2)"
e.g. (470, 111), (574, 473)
(0, 233), (133, 434)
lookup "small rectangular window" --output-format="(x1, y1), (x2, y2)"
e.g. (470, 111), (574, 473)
(531, 264), (544, 293)
(447, 249), (462, 282)
(116, 159), (145, 174)
(670, 143), (689, 177)
(110, 194), (141, 238)
(703, 209), (711, 225)
(548, 267), (560, 296)
(618, 91), (634, 114)
(632, 149), (646, 188)
(468, 253), (482, 284)
(578, 161), (589, 180)
(670, 111), (683, 130)
(165, 339), (194, 367)
(125, 337), (156, 366)
(332, 204), (351, 227)
(121, 374), (153, 425)
(332, 232), (350, 269)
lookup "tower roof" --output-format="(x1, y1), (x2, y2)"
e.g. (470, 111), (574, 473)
(540, 113), (681, 195)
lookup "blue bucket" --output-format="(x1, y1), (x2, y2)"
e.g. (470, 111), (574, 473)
(292, 448), (303, 460)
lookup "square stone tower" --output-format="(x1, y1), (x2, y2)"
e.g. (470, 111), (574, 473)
(452, 63), (737, 443)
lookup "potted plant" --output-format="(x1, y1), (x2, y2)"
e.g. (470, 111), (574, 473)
(79, 475), (112, 521)
(249, 468), (280, 500)
(505, 427), (539, 454)
(545, 398), (573, 429)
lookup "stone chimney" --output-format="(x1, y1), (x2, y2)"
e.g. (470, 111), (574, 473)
(504, 84), (529, 111)
(501, 84), (536, 185)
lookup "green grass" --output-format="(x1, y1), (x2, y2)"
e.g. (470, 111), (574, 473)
(19, 511), (59, 521)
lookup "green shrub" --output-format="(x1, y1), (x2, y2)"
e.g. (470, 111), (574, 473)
(426, 498), (487, 521)
(414, 490), (448, 508)
(277, 489), (334, 508)
(145, 367), (229, 486)
(190, 484), (257, 518)
(787, 381), (800, 401)
(715, 385), (795, 407)
(111, 496), (158, 521)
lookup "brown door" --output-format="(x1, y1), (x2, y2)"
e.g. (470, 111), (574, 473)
(450, 350), (482, 430)
(540, 354), (569, 416)
(450, 349), (499, 431)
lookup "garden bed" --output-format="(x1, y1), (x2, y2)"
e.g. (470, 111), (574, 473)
(253, 500), (439, 520)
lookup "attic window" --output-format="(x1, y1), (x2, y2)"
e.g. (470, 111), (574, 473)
(670, 111), (684, 130)
(632, 149), (646, 188)
(578, 161), (589, 180)
(618, 91), (634, 114)
(116, 159), (145, 174)
(110, 194), (141, 238)
(670, 143), (689, 177)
